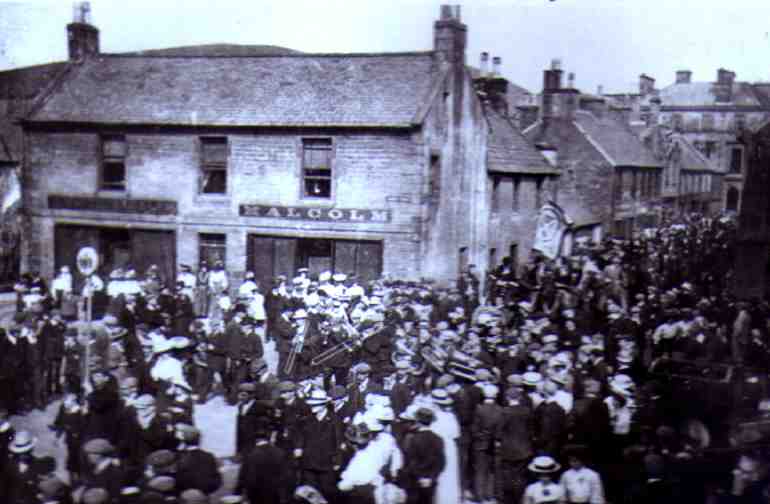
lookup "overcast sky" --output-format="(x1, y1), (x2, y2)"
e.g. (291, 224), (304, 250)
(1, 0), (768, 94)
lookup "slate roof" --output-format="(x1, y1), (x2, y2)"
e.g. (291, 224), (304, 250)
(0, 62), (69, 161)
(659, 81), (764, 107)
(120, 44), (300, 57)
(573, 110), (661, 167)
(484, 107), (555, 174)
(29, 52), (439, 127)
(676, 135), (718, 172)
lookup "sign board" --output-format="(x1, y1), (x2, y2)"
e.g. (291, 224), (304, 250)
(76, 247), (99, 276)
(533, 202), (572, 260)
(49, 195), (177, 215)
(240, 204), (392, 223)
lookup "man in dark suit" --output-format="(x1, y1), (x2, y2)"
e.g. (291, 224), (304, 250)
(347, 363), (383, 414)
(399, 407), (445, 504)
(496, 387), (534, 504)
(235, 382), (272, 458)
(174, 424), (222, 496)
(389, 360), (417, 417)
(298, 389), (342, 500)
(227, 317), (264, 401)
(236, 418), (291, 504)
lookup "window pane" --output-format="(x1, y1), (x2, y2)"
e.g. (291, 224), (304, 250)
(304, 178), (331, 198)
(201, 170), (227, 194)
(201, 138), (228, 164)
(102, 137), (126, 158)
(102, 162), (125, 190)
(199, 234), (226, 268)
(304, 168), (331, 178)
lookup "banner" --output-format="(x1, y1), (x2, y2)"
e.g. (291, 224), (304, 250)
(533, 202), (572, 259)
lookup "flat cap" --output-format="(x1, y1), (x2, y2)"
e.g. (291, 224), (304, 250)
(82, 438), (115, 455)
(82, 488), (110, 504)
(147, 475), (176, 493)
(146, 449), (177, 469)
(179, 489), (209, 504)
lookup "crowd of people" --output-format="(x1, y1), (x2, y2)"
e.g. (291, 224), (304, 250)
(1, 213), (770, 504)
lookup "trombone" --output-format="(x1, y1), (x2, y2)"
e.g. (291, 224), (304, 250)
(283, 323), (307, 376)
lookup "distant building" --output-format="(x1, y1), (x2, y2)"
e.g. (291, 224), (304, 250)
(8, 3), (550, 287)
(524, 61), (663, 241)
(604, 69), (770, 214)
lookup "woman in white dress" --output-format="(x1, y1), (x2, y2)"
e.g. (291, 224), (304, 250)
(429, 388), (462, 504)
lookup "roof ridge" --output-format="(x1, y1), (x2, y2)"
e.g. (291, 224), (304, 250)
(25, 62), (81, 120)
(101, 50), (436, 59)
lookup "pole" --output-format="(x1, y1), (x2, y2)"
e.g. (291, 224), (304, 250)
(82, 276), (92, 391)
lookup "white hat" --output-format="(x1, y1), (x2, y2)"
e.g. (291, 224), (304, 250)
(481, 383), (499, 399)
(609, 374), (635, 395)
(305, 389), (331, 405)
(292, 309), (308, 320)
(9, 430), (36, 453)
(319, 271), (332, 282)
(169, 336), (192, 349)
(431, 388), (453, 405)
(332, 273), (347, 282)
(153, 339), (174, 354)
(527, 455), (561, 473)
(522, 372), (543, 387)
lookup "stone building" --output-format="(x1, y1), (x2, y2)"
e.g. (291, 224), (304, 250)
(523, 61), (663, 241)
(605, 69), (770, 214)
(14, 4), (550, 288)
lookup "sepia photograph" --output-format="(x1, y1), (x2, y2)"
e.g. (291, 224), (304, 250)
(0, 0), (769, 502)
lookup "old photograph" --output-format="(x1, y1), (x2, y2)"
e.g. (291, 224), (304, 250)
(0, 0), (769, 502)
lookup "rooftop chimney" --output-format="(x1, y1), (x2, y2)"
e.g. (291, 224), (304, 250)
(675, 70), (692, 84)
(717, 68), (736, 86)
(480, 52), (489, 77)
(567, 72), (575, 89)
(434, 4), (467, 65)
(67, 1), (99, 61)
(639, 74), (655, 96)
(597, 85), (604, 95)
(715, 68), (736, 103)
(492, 56), (501, 77)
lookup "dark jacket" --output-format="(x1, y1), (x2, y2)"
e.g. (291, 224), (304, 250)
(237, 443), (290, 504)
(0, 455), (56, 504)
(400, 429), (445, 485)
(496, 404), (534, 462)
(176, 447), (222, 495)
(299, 411), (342, 471)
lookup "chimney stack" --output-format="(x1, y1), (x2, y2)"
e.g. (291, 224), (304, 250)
(480, 52), (489, 77)
(597, 84), (604, 95)
(67, 1), (99, 61)
(715, 68), (736, 102)
(717, 68), (736, 86)
(567, 72), (575, 89)
(639, 74), (655, 96)
(434, 4), (467, 65)
(649, 96), (661, 127)
(675, 70), (692, 84)
(492, 56), (501, 77)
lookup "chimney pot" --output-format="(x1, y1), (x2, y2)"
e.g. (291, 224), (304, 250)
(551, 58), (562, 71)
(453, 5), (461, 21)
(567, 72), (575, 88)
(597, 84), (604, 95)
(480, 52), (489, 77)
(67, 2), (99, 61)
(440, 5), (453, 19)
(676, 70), (692, 84)
(492, 56), (501, 77)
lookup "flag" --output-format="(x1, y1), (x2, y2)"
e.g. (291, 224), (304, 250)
(533, 201), (572, 259)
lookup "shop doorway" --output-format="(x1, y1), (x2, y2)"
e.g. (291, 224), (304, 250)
(247, 234), (383, 288)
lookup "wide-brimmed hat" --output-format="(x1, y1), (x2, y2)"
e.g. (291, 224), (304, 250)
(305, 389), (331, 405)
(9, 430), (36, 453)
(609, 374), (635, 395)
(431, 388), (454, 405)
(528, 455), (561, 473)
(82, 438), (115, 455)
(522, 371), (543, 387)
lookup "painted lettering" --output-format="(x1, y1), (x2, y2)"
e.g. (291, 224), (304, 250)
(328, 209), (344, 220)
(349, 209), (366, 221)
(307, 208), (323, 219)
(265, 207), (282, 218)
(286, 207), (301, 218)
(370, 210), (389, 222)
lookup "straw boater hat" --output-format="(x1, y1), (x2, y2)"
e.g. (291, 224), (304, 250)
(305, 389), (331, 405)
(609, 374), (635, 396)
(431, 388), (454, 405)
(528, 455), (561, 473)
(9, 430), (36, 453)
(522, 372), (543, 387)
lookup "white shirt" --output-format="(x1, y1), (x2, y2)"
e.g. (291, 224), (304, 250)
(151, 354), (191, 389)
(208, 269), (229, 293)
(248, 293), (267, 321)
(238, 280), (257, 299)
(553, 390), (574, 414)
(523, 480), (566, 504)
(560, 467), (605, 504)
